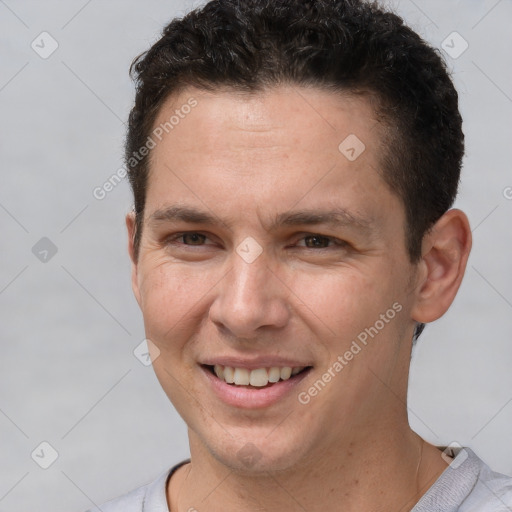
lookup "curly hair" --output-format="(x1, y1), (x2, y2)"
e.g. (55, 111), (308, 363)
(126, 0), (465, 341)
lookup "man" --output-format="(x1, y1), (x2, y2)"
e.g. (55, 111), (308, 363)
(89, 0), (512, 510)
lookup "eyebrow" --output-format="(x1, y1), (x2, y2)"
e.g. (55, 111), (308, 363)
(271, 208), (373, 233)
(148, 205), (374, 235)
(149, 205), (220, 226)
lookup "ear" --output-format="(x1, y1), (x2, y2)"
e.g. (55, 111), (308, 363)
(410, 209), (472, 324)
(126, 211), (142, 307)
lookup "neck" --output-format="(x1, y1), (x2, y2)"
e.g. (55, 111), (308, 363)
(169, 424), (449, 512)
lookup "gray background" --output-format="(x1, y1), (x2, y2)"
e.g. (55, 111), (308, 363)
(0, 0), (511, 510)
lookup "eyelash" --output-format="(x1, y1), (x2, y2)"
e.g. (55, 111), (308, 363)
(165, 232), (348, 250)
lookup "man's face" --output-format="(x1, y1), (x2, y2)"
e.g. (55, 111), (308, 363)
(128, 85), (419, 472)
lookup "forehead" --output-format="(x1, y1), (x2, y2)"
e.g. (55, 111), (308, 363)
(152, 85), (379, 156)
(145, 85), (402, 234)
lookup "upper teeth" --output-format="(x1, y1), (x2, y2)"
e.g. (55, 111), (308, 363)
(213, 365), (305, 387)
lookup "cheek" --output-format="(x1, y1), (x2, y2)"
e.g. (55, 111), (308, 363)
(137, 261), (217, 349)
(293, 270), (379, 330)
(292, 265), (404, 357)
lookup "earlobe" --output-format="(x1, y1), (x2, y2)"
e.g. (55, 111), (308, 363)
(126, 211), (142, 307)
(411, 209), (472, 324)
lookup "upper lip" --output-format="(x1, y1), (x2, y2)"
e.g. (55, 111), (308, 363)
(200, 356), (313, 370)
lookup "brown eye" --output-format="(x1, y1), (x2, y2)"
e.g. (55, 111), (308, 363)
(303, 235), (332, 248)
(181, 233), (207, 245)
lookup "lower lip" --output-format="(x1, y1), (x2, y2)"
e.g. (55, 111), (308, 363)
(200, 365), (311, 409)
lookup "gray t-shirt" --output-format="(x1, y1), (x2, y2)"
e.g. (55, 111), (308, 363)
(86, 447), (512, 511)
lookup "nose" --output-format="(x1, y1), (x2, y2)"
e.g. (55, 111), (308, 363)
(208, 251), (290, 340)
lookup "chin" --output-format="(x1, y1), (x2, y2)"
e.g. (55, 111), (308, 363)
(199, 424), (312, 475)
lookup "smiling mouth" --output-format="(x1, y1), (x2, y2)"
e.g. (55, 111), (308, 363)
(203, 364), (312, 388)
